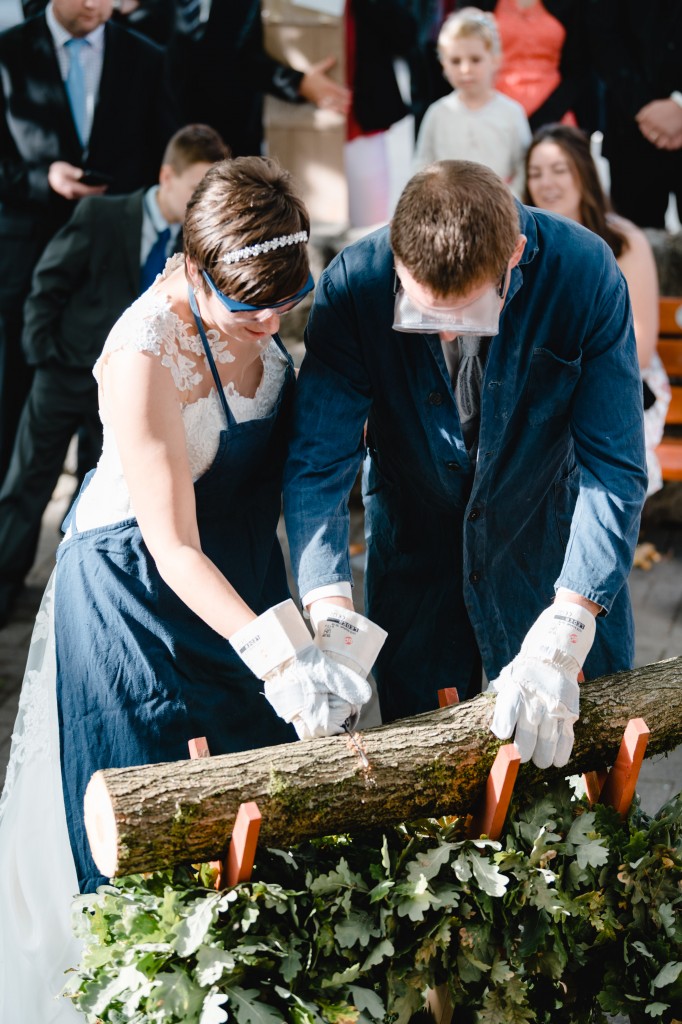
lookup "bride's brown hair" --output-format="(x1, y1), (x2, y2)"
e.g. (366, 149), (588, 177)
(184, 156), (311, 306)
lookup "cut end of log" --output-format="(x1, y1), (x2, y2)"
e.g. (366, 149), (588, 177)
(84, 771), (119, 878)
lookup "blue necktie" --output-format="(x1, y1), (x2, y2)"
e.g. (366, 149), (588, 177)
(140, 227), (171, 294)
(65, 37), (89, 148)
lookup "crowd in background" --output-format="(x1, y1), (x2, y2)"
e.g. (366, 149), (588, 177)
(0, 0), (680, 625)
(0, 6), (679, 1015)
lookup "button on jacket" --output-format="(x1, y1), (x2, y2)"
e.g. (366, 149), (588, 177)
(283, 205), (647, 722)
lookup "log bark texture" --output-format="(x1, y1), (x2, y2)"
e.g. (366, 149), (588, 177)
(85, 657), (682, 878)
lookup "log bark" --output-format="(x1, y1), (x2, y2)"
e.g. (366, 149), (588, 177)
(85, 656), (682, 878)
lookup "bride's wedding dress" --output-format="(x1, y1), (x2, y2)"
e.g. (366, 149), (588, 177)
(0, 270), (289, 1021)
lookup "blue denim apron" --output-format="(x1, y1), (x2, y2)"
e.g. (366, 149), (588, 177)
(56, 293), (296, 891)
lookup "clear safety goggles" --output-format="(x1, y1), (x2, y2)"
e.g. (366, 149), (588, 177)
(392, 266), (510, 336)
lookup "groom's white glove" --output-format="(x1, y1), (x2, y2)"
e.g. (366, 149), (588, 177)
(229, 600), (372, 740)
(310, 602), (388, 729)
(488, 601), (596, 769)
(310, 601), (387, 680)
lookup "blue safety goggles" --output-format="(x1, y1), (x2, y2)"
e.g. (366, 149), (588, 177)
(202, 269), (315, 314)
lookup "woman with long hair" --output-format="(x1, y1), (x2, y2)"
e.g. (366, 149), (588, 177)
(524, 123), (671, 499)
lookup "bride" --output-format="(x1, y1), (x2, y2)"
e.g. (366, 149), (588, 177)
(0, 157), (379, 1021)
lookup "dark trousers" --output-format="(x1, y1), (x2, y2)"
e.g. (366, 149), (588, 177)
(0, 364), (101, 619)
(0, 229), (46, 479)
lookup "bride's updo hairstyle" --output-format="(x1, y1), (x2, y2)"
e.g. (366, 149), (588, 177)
(183, 156), (311, 307)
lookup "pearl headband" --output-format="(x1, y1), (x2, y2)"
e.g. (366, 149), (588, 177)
(222, 231), (308, 265)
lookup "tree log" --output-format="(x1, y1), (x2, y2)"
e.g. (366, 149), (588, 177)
(85, 657), (682, 878)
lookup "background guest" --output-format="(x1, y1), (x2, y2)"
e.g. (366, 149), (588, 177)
(0, 124), (228, 627)
(169, 0), (350, 158)
(584, 0), (682, 229)
(456, 0), (587, 130)
(0, 0), (178, 479)
(413, 7), (531, 196)
(524, 123), (671, 500)
(344, 0), (421, 226)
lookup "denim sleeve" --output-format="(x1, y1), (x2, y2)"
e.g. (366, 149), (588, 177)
(555, 264), (648, 612)
(283, 263), (373, 603)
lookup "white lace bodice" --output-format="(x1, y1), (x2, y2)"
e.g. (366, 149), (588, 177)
(76, 256), (289, 531)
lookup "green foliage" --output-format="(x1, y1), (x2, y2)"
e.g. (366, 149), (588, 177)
(65, 781), (682, 1024)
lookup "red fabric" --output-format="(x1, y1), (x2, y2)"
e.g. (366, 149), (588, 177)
(493, 0), (574, 121)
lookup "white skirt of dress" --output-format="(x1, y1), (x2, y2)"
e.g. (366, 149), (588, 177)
(0, 571), (83, 1022)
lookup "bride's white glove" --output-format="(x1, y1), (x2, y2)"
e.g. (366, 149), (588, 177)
(229, 600), (372, 740)
(488, 601), (596, 769)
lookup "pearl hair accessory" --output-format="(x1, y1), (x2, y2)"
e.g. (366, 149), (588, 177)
(222, 231), (308, 265)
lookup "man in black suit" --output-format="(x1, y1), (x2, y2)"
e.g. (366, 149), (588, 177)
(169, 0), (350, 157)
(586, 0), (682, 228)
(0, 123), (228, 626)
(0, 0), (179, 477)
(23, 0), (175, 43)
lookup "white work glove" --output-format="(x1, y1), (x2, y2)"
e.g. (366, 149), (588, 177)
(229, 600), (372, 740)
(488, 601), (596, 769)
(310, 602), (388, 679)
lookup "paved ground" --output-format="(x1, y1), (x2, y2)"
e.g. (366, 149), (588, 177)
(1, 467), (681, 811)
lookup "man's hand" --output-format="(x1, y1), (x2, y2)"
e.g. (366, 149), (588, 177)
(311, 601), (387, 682)
(298, 56), (351, 115)
(48, 162), (109, 200)
(636, 99), (682, 150)
(263, 648), (371, 739)
(229, 599), (371, 739)
(488, 600), (596, 768)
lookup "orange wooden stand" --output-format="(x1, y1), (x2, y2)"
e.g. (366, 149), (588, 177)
(188, 737), (262, 889)
(583, 717), (650, 816)
(437, 687), (521, 841)
(433, 690), (650, 1024)
(469, 743), (521, 840)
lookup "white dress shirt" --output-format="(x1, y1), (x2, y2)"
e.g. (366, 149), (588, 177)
(45, 1), (106, 148)
(140, 186), (181, 268)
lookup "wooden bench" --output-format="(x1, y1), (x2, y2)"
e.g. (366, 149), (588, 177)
(655, 296), (682, 481)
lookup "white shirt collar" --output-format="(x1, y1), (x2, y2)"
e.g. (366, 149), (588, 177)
(45, 1), (107, 54)
(145, 186), (174, 233)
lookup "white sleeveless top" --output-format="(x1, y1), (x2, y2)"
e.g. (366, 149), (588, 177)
(75, 255), (289, 531)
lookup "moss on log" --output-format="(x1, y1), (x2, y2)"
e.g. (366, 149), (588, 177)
(84, 657), (682, 877)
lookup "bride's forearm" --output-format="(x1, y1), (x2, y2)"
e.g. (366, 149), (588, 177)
(154, 544), (257, 640)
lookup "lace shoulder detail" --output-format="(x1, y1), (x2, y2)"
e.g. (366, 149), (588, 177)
(94, 256), (235, 394)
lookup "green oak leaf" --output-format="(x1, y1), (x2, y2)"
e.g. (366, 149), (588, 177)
(173, 895), (220, 956)
(361, 938), (395, 970)
(281, 944), (304, 983)
(334, 911), (380, 949)
(645, 1003), (670, 1018)
(406, 843), (455, 882)
(195, 945), (237, 986)
(349, 985), (386, 1020)
(199, 988), (229, 1024)
(394, 874), (442, 922)
(652, 961), (682, 989)
(225, 985), (285, 1024)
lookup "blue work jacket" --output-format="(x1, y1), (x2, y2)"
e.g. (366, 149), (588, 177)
(283, 205), (647, 721)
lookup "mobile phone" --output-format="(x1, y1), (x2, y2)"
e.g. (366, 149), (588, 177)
(81, 169), (114, 187)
